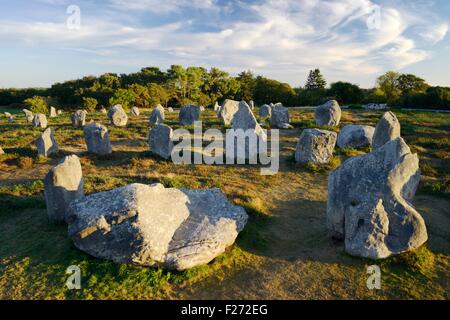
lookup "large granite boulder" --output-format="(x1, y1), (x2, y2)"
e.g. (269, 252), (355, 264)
(32, 114), (47, 128)
(36, 127), (59, 157)
(327, 137), (427, 259)
(67, 183), (248, 270)
(337, 125), (375, 148)
(295, 129), (337, 164)
(149, 104), (165, 126)
(23, 109), (34, 123)
(270, 103), (290, 128)
(372, 112), (401, 150)
(218, 99), (239, 125)
(44, 155), (84, 223)
(49, 106), (57, 117)
(71, 110), (87, 127)
(131, 106), (140, 116)
(108, 105), (128, 127)
(83, 123), (112, 155)
(149, 124), (174, 160)
(315, 100), (341, 126)
(179, 104), (200, 126)
(259, 104), (272, 118)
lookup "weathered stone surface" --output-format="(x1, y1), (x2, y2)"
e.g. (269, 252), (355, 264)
(83, 123), (112, 155)
(179, 104), (200, 126)
(131, 106), (140, 116)
(314, 100), (342, 126)
(108, 105), (128, 127)
(327, 137), (427, 259)
(295, 129), (337, 164)
(149, 104), (165, 126)
(218, 99), (239, 125)
(32, 114), (47, 128)
(44, 155), (84, 223)
(67, 183), (248, 270)
(259, 104), (272, 118)
(227, 101), (267, 162)
(270, 104), (290, 128)
(337, 125), (375, 148)
(23, 109), (34, 122)
(71, 110), (87, 127)
(364, 103), (389, 111)
(372, 112), (401, 150)
(149, 124), (174, 160)
(100, 108), (107, 114)
(36, 127), (59, 157)
(50, 106), (57, 117)
(249, 100), (255, 110)
(167, 107), (174, 113)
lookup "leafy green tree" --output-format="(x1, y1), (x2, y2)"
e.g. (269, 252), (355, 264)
(202, 67), (240, 104)
(305, 69), (327, 90)
(328, 82), (364, 104)
(148, 83), (169, 107)
(236, 70), (256, 101)
(24, 96), (49, 114)
(375, 71), (402, 105)
(253, 77), (296, 106)
(109, 89), (135, 110)
(128, 84), (150, 108)
(397, 74), (429, 95)
(82, 97), (98, 112)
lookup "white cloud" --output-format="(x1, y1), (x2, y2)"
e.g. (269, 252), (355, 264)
(419, 23), (449, 44)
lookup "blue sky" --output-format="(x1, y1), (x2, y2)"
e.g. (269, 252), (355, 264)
(0, 0), (448, 88)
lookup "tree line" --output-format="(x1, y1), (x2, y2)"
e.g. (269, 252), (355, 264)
(0, 65), (448, 112)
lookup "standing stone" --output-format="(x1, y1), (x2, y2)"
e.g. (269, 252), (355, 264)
(108, 105), (128, 127)
(167, 107), (174, 113)
(315, 100), (342, 126)
(32, 114), (48, 128)
(259, 104), (272, 118)
(44, 155), (84, 223)
(213, 102), (221, 113)
(23, 109), (34, 123)
(249, 100), (255, 110)
(0, 147), (4, 154)
(270, 103), (290, 128)
(57, 110), (63, 115)
(36, 128), (59, 157)
(4, 112), (12, 117)
(179, 105), (200, 126)
(218, 99), (239, 125)
(227, 101), (267, 162)
(200, 106), (205, 112)
(337, 125), (375, 148)
(327, 137), (427, 259)
(71, 110), (87, 127)
(149, 104), (165, 126)
(100, 108), (107, 114)
(149, 124), (174, 160)
(83, 123), (112, 155)
(295, 129), (337, 164)
(66, 183), (247, 270)
(8, 116), (15, 123)
(49, 106), (57, 117)
(131, 106), (140, 116)
(372, 112), (401, 150)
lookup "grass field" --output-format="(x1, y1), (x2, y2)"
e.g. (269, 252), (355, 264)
(0, 107), (449, 299)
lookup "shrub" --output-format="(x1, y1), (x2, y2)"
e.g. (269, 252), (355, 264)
(24, 96), (49, 114)
(82, 97), (98, 112)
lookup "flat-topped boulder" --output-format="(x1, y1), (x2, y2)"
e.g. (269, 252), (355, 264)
(32, 114), (47, 128)
(295, 129), (337, 164)
(44, 155), (84, 223)
(149, 104), (165, 126)
(270, 103), (290, 128)
(337, 125), (375, 148)
(179, 104), (200, 126)
(327, 137), (427, 259)
(149, 124), (174, 160)
(67, 183), (248, 270)
(218, 99), (239, 125)
(315, 100), (341, 126)
(372, 111), (401, 150)
(259, 104), (272, 118)
(108, 105), (128, 127)
(83, 123), (112, 155)
(71, 110), (87, 127)
(36, 127), (59, 157)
